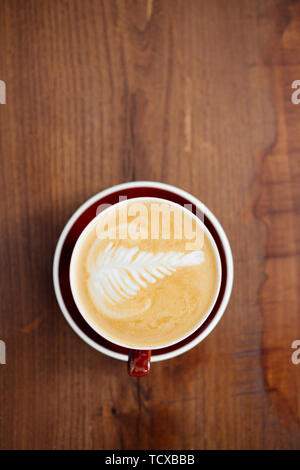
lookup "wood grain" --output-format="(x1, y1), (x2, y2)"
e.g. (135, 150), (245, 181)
(0, 0), (299, 449)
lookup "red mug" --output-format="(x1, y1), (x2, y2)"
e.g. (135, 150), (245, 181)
(53, 182), (233, 377)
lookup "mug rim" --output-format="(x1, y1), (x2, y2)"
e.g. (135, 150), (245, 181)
(69, 196), (222, 350)
(53, 181), (234, 362)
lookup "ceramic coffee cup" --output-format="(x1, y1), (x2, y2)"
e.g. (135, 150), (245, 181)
(53, 182), (234, 376)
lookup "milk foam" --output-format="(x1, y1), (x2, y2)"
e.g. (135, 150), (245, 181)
(86, 240), (205, 319)
(71, 198), (219, 348)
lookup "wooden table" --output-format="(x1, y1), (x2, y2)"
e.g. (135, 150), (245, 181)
(0, 0), (300, 450)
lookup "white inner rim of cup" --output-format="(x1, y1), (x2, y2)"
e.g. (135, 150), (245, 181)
(69, 196), (222, 350)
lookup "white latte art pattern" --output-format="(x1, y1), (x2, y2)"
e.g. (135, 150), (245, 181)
(86, 241), (205, 319)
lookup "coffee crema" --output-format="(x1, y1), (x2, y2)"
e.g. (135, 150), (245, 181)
(70, 199), (220, 348)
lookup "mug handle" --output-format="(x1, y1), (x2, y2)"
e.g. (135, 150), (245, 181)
(128, 350), (151, 377)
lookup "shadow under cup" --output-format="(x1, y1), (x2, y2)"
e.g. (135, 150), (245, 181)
(57, 185), (229, 376)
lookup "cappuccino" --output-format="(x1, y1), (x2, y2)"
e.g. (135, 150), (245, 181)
(70, 198), (220, 348)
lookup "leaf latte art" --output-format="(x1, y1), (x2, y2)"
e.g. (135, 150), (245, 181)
(70, 198), (220, 348)
(87, 241), (205, 318)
